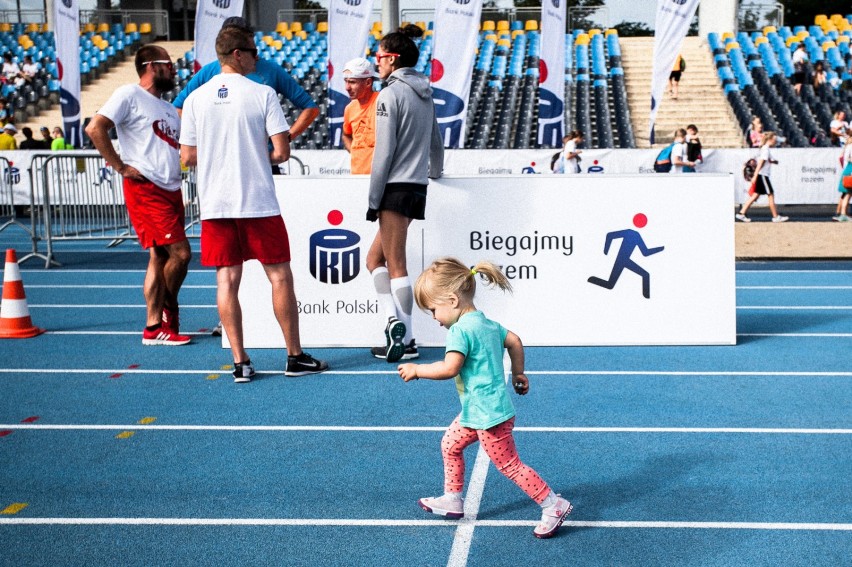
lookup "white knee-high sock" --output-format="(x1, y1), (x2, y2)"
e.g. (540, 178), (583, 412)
(391, 276), (413, 343)
(371, 267), (397, 321)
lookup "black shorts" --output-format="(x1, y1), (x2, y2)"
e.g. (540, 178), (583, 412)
(793, 71), (805, 85)
(367, 182), (428, 222)
(669, 71), (682, 82)
(754, 175), (774, 196)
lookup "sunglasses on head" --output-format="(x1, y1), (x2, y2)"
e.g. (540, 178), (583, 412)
(143, 59), (174, 69)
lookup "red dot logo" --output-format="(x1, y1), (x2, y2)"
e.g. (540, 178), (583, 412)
(431, 59), (444, 82)
(328, 61), (334, 79)
(539, 60), (548, 83)
(633, 213), (648, 228)
(328, 210), (343, 226)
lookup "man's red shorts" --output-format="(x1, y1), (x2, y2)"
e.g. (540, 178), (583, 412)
(200, 216), (291, 267)
(123, 178), (187, 249)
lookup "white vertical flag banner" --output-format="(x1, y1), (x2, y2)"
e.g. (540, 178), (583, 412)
(193, 0), (246, 69)
(649, 0), (700, 144)
(54, 0), (82, 148)
(431, 0), (482, 148)
(327, 0), (375, 148)
(537, 0), (566, 147)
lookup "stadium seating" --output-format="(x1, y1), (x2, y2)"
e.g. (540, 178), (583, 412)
(710, 14), (852, 147)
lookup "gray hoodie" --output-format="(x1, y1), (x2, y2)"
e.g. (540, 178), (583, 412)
(368, 67), (444, 215)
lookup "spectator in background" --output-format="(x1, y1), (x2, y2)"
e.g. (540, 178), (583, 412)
(51, 126), (72, 150)
(38, 126), (52, 149)
(2, 52), (23, 87)
(746, 116), (763, 148)
(341, 57), (379, 174)
(791, 43), (807, 95)
(20, 55), (37, 83)
(0, 98), (8, 125)
(834, 136), (852, 221)
(812, 61), (827, 90)
(0, 123), (17, 149)
(683, 124), (703, 173)
(19, 126), (40, 149)
(829, 110), (848, 146)
(670, 128), (694, 173)
(668, 54), (685, 100)
(737, 131), (789, 223)
(560, 130), (583, 174)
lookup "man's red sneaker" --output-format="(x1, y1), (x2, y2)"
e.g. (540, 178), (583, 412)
(142, 326), (191, 346)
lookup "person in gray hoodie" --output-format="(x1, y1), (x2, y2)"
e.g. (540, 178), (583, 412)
(366, 25), (444, 364)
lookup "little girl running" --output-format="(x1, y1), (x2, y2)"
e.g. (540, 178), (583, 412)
(397, 258), (572, 539)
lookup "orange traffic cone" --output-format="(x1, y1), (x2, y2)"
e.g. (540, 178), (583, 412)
(0, 249), (44, 338)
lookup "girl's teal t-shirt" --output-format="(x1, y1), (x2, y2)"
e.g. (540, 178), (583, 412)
(445, 310), (515, 430)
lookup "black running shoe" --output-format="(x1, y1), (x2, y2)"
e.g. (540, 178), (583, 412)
(285, 352), (329, 376)
(385, 317), (407, 363)
(233, 360), (255, 383)
(371, 339), (419, 361)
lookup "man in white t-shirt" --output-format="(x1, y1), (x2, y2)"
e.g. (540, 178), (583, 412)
(86, 44), (192, 347)
(670, 128), (694, 173)
(179, 27), (328, 382)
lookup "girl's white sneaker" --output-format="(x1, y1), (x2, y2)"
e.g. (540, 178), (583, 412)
(418, 494), (464, 519)
(533, 496), (572, 539)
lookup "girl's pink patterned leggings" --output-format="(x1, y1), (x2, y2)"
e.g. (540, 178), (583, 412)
(441, 415), (550, 504)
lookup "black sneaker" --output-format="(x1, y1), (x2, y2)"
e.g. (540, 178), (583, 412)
(371, 339), (419, 361)
(385, 317), (407, 363)
(233, 360), (255, 383)
(285, 352), (329, 376)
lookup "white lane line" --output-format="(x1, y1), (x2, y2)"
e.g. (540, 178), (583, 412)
(0, 518), (849, 531)
(3, 369), (852, 377)
(28, 304), (216, 308)
(738, 306), (852, 309)
(447, 447), (490, 567)
(25, 285), (216, 289)
(47, 331), (211, 336)
(36, 331), (852, 338)
(2, 425), (850, 434)
(737, 286), (852, 289)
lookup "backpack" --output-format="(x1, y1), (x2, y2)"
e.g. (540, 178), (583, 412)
(653, 143), (675, 173)
(679, 57), (686, 72)
(743, 158), (757, 181)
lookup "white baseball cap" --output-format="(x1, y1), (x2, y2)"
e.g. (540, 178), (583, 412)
(3, 123), (17, 133)
(343, 57), (377, 79)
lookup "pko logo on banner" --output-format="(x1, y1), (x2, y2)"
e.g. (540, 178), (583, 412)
(343, 0), (362, 5)
(61, 0), (72, 8)
(551, 0), (560, 7)
(309, 210), (361, 284)
(213, 0), (231, 8)
(4, 163), (20, 185)
(453, 0), (472, 4)
(672, 0), (688, 5)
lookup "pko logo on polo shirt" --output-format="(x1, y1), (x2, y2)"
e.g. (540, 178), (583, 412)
(4, 162), (20, 185)
(217, 85), (228, 98)
(309, 210), (361, 284)
(671, 0), (688, 5)
(213, 0), (231, 8)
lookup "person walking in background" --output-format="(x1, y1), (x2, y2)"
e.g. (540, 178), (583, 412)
(86, 44), (192, 346)
(560, 130), (583, 174)
(791, 43), (807, 96)
(367, 25), (444, 363)
(670, 128), (694, 173)
(173, 16), (319, 153)
(397, 258), (572, 539)
(833, 136), (852, 221)
(18, 126), (40, 149)
(51, 126), (72, 150)
(38, 126), (53, 149)
(668, 54), (685, 100)
(736, 131), (789, 223)
(179, 26), (328, 382)
(683, 124), (703, 173)
(829, 110), (848, 147)
(0, 123), (17, 149)
(341, 57), (379, 174)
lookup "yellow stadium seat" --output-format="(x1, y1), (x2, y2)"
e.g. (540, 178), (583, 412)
(830, 14), (844, 24)
(97, 23), (109, 33)
(482, 20), (495, 31)
(754, 36), (768, 46)
(423, 29), (433, 38)
(262, 35), (274, 45)
(282, 31), (293, 41)
(605, 28), (618, 36)
(814, 15), (827, 25)
(139, 22), (152, 34)
(574, 33), (590, 45)
(83, 22), (95, 33)
(837, 36), (851, 44)
(125, 23), (138, 33)
(511, 29), (525, 40)
(276, 22), (289, 34)
(17, 34), (29, 46)
(25, 23), (38, 33)
(524, 20), (538, 31)
(484, 33), (497, 42)
(796, 31), (809, 39)
(0, 23), (10, 32)
(588, 28), (601, 37)
(762, 26), (777, 35)
(785, 36), (797, 47)
(297, 30), (307, 40)
(414, 21), (426, 31)
(822, 41), (837, 50)
(290, 21), (302, 32)
(317, 21), (328, 33)
(496, 20), (509, 31)
(724, 41), (740, 51)
(272, 40), (283, 51)
(497, 38), (511, 49)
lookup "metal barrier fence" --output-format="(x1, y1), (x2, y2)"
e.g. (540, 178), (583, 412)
(11, 151), (308, 268)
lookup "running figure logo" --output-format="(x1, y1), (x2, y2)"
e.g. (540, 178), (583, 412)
(587, 213), (664, 299)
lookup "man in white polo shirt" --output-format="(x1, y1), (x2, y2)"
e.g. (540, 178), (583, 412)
(179, 27), (328, 383)
(86, 44), (192, 346)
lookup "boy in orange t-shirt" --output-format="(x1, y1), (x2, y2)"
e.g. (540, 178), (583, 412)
(342, 58), (379, 174)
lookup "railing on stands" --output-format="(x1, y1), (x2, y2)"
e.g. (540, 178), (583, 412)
(80, 10), (170, 39)
(0, 10), (45, 24)
(8, 152), (307, 268)
(568, 6), (611, 31)
(399, 8), (541, 27)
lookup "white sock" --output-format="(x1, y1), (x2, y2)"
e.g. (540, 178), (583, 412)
(371, 267), (397, 321)
(445, 492), (463, 501)
(540, 490), (558, 509)
(390, 276), (413, 343)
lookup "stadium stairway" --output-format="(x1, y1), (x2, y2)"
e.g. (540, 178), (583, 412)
(16, 41), (194, 143)
(621, 36), (744, 148)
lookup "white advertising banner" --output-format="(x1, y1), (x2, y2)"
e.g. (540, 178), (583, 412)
(537, 0), (567, 147)
(649, 0), (700, 143)
(54, 0), (82, 148)
(193, 0), (246, 69)
(234, 174), (736, 348)
(431, 0), (482, 148)
(327, 0), (375, 147)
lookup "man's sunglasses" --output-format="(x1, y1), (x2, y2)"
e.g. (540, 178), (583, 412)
(143, 59), (174, 69)
(235, 47), (259, 57)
